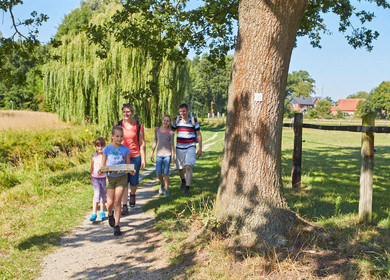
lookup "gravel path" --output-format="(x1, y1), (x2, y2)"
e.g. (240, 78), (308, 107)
(38, 132), (221, 280)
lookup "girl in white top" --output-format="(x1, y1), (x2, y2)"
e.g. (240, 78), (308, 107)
(150, 115), (175, 197)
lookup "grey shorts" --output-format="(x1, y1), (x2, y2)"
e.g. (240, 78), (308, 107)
(176, 146), (196, 169)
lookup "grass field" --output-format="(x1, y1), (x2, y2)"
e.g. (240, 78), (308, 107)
(1, 112), (390, 279)
(0, 110), (72, 130)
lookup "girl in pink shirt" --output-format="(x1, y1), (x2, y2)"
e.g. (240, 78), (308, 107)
(90, 137), (107, 221)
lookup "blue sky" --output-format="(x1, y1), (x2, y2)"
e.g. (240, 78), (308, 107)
(0, 0), (80, 41)
(290, 5), (390, 101)
(1, 1), (389, 102)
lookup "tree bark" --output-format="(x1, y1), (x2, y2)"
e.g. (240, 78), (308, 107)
(215, 0), (308, 247)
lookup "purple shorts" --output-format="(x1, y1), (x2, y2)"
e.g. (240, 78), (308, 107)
(92, 177), (107, 203)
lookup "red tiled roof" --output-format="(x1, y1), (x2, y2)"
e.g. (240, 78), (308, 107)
(334, 99), (365, 112)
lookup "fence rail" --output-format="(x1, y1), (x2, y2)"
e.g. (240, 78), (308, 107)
(283, 123), (390, 133)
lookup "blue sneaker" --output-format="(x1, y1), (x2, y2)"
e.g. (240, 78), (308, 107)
(159, 183), (164, 195)
(99, 212), (106, 220)
(163, 190), (169, 197)
(89, 213), (97, 221)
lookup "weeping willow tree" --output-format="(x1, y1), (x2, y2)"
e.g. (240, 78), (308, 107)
(43, 2), (189, 131)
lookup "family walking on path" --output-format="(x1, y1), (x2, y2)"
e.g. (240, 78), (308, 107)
(37, 103), (215, 279)
(88, 103), (202, 236)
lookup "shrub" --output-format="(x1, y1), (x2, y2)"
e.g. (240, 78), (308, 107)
(0, 164), (20, 190)
(306, 110), (318, 119)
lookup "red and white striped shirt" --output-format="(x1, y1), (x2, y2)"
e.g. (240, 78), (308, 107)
(171, 116), (200, 149)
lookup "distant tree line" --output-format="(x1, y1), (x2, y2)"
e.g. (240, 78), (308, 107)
(284, 69), (390, 119)
(354, 82), (390, 118)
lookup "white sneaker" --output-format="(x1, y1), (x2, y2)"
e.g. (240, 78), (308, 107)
(159, 183), (164, 195)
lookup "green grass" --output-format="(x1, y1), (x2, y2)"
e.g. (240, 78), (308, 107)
(0, 126), (99, 279)
(281, 127), (390, 278)
(282, 127), (390, 224)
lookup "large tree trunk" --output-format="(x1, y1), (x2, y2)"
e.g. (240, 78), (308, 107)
(215, 0), (308, 247)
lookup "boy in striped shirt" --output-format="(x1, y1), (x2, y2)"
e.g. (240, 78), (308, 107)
(171, 103), (202, 195)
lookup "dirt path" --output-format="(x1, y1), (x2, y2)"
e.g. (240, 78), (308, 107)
(38, 132), (221, 280)
(38, 178), (178, 280)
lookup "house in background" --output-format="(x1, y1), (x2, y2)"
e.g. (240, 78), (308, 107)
(329, 98), (365, 116)
(288, 96), (319, 112)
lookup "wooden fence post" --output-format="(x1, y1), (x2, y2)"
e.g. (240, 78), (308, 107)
(291, 113), (303, 188)
(359, 112), (375, 223)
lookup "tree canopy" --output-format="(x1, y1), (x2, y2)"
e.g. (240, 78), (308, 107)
(87, 0), (390, 66)
(347, 91), (370, 99)
(43, 2), (189, 130)
(186, 55), (233, 115)
(285, 70), (316, 98)
(357, 81), (390, 118)
(315, 98), (332, 118)
(0, 0), (48, 84)
(0, 45), (46, 110)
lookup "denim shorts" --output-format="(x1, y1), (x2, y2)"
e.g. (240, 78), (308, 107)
(156, 156), (171, 175)
(127, 156), (141, 187)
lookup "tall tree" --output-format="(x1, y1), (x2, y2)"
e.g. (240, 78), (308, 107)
(364, 81), (390, 118)
(215, 0), (308, 246)
(44, 2), (188, 130)
(187, 55), (233, 116)
(87, 0), (390, 246)
(285, 70), (316, 98)
(0, 42), (47, 110)
(355, 82), (390, 118)
(315, 98), (332, 118)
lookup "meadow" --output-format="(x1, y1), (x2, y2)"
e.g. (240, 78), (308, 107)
(1, 111), (390, 279)
(0, 110), (71, 130)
